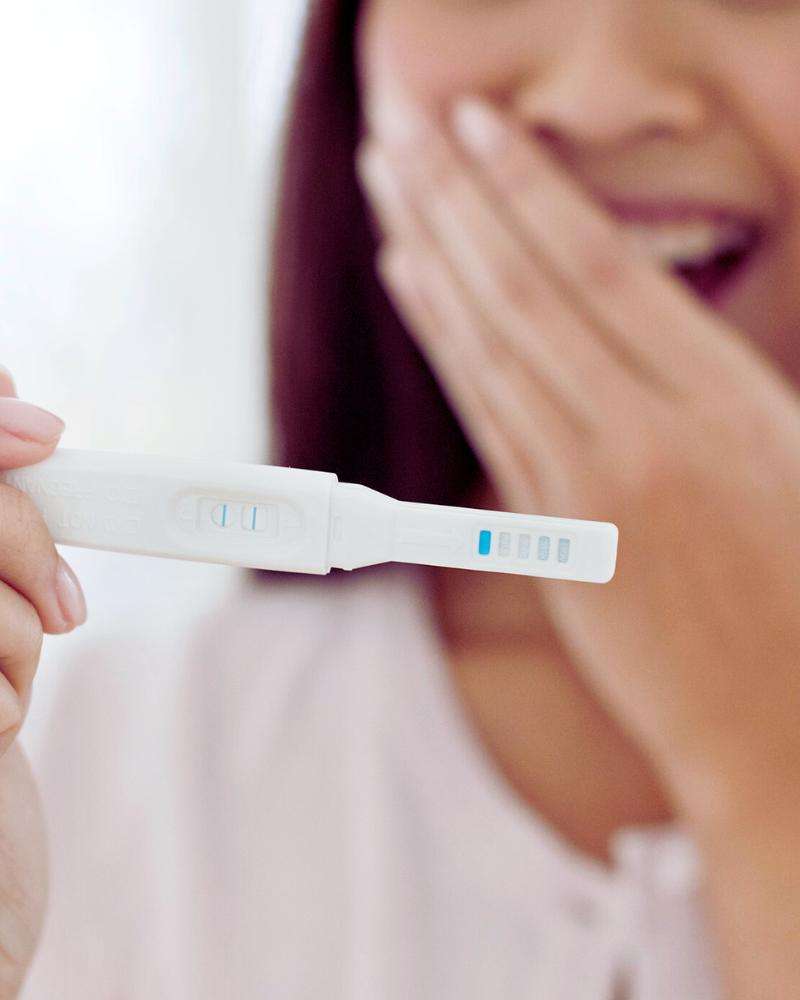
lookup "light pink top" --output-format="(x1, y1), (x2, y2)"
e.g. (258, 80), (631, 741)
(22, 563), (723, 999)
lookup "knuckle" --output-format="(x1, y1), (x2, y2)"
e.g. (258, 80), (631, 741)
(613, 420), (692, 506)
(2, 594), (43, 670)
(13, 601), (43, 662)
(0, 485), (48, 554)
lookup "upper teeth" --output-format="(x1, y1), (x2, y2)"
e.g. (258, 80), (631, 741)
(622, 220), (751, 268)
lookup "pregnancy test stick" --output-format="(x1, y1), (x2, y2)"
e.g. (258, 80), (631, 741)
(0, 449), (618, 583)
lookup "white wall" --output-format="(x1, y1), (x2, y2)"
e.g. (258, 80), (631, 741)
(0, 0), (308, 753)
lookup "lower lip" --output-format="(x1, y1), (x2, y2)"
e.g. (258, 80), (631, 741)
(669, 229), (765, 308)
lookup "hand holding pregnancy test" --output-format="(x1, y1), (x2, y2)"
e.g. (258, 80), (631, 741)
(356, 92), (800, 813)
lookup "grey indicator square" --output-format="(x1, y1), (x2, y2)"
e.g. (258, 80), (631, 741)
(557, 538), (571, 563)
(537, 535), (551, 561)
(498, 532), (511, 557)
(517, 534), (531, 559)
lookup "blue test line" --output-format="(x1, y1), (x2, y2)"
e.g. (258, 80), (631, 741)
(221, 504), (228, 527)
(251, 505), (257, 530)
(478, 530), (492, 556)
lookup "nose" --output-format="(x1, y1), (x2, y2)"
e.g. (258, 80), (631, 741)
(511, 8), (707, 154)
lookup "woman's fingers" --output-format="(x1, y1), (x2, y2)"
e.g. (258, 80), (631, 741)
(359, 132), (650, 436)
(359, 131), (618, 511)
(0, 394), (86, 640)
(0, 482), (86, 641)
(376, 242), (546, 513)
(446, 97), (760, 393)
(0, 476), (86, 732)
(0, 584), (43, 754)
(0, 398), (65, 469)
(359, 140), (596, 441)
(0, 372), (86, 752)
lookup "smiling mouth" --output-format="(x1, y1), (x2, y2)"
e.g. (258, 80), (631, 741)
(667, 222), (763, 304)
(618, 215), (766, 305)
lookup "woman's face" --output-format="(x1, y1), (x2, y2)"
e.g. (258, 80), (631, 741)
(356, 0), (800, 379)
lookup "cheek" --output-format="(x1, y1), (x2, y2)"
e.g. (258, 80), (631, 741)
(724, 49), (800, 348)
(699, 20), (800, 295)
(356, 0), (558, 115)
(701, 14), (800, 190)
(727, 47), (800, 284)
(734, 59), (800, 189)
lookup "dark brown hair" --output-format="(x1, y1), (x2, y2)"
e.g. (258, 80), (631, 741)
(266, 0), (481, 521)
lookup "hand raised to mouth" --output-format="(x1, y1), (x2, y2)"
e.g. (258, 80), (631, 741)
(356, 88), (800, 806)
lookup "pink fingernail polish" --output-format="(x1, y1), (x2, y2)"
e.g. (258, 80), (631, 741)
(451, 98), (507, 156)
(0, 365), (17, 396)
(55, 557), (87, 629)
(0, 397), (65, 444)
(368, 91), (433, 146)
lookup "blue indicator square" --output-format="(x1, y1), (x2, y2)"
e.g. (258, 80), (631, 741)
(478, 530), (492, 556)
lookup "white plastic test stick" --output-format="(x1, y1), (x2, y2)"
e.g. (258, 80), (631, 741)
(0, 449), (619, 583)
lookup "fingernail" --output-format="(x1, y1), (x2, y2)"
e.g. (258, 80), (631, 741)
(54, 557), (87, 629)
(0, 365), (17, 396)
(376, 245), (410, 288)
(451, 98), (508, 156)
(357, 143), (400, 204)
(0, 397), (65, 444)
(367, 91), (433, 146)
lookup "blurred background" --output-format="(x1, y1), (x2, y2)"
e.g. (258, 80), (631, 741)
(0, 0), (308, 757)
